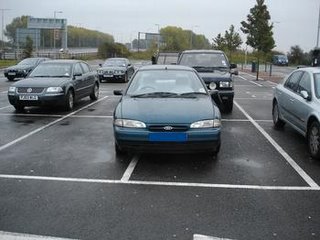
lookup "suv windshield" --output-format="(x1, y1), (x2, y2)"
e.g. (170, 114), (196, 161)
(179, 53), (229, 68)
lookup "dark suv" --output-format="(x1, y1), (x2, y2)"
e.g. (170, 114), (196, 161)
(177, 50), (236, 112)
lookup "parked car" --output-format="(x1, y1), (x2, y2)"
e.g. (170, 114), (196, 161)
(272, 54), (289, 66)
(272, 67), (320, 159)
(4, 57), (50, 81)
(177, 50), (237, 113)
(113, 64), (221, 156)
(97, 58), (135, 83)
(7, 59), (99, 112)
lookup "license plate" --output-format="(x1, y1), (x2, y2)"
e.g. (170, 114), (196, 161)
(8, 72), (16, 76)
(19, 95), (38, 100)
(149, 132), (187, 142)
(104, 74), (113, 78)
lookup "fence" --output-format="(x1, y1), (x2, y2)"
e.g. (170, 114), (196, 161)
(1, 48), (98, 60)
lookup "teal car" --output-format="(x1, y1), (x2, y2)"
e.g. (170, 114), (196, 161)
(113, 65), (221, 156)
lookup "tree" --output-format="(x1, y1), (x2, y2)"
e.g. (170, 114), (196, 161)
(213, 25), (242, 61)
(5, 16), (29, 43)
(160, 26), (190, 51)
(288, 45), (306, 65)
(224, 25), (243, 60)
(212, 33), (226, 51)
(23, 36), (33, 58)
(241, 0), (275, 80)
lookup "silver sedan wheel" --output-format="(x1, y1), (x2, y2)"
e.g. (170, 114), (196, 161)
(308, 121), (320, 159)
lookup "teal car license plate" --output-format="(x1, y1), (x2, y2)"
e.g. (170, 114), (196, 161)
(148, 132), (187, 142)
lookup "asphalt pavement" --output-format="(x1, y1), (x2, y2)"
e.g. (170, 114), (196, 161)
(0, 65), (319, 240)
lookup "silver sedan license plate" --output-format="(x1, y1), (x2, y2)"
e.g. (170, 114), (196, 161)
(19, 95), (38, 100)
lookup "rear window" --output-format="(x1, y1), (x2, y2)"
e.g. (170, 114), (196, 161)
(179, 53), (228, 68)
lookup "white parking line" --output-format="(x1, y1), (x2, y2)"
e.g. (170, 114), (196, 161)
(234, 101), (319, 188)
(238, 75), (263, 87)
(0, 231), (78, 240)
(121, 155), (140, 182)
(0, 174), (318, 191)
(193, 234), (236, 240)
(0, 105), (11, 110)
(0, 96), (109, 153)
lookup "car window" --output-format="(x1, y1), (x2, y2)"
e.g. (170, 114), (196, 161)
(313, 73), (320, 98)
(80, 62), (91, 73)
(284, 71), (303, 91)
(297, 72), (312, 95)
(74, 63), (84, 75)
(179, 53), (229, 68)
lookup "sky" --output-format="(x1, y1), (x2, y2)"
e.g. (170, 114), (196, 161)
(1, 0), (320, 53)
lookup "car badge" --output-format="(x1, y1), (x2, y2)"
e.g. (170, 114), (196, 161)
(27, 88), (32, 93)
(163, 126), (173, 131)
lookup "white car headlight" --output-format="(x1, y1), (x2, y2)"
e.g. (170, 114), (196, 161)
(219, 81), (232, 88)
(8, 86), (16, 92)
(190, 119), (221, 128)
(46, 87), (63, 93)
(114, 119), (146, 128)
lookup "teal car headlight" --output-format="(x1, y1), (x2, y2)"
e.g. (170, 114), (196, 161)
(190, 119), (221, 128)
(114, 119), (146, 128)
(219, 81), (232, 88)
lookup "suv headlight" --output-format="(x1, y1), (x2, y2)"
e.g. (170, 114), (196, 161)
(219, 81), (232, 88)
(190, 119), (221, 128)
(114, 119), (146, 128)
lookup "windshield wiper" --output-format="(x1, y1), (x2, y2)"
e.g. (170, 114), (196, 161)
(32, 75), (68, 78)
(178, 92), (208, 98)
(130, 92), (179, 98)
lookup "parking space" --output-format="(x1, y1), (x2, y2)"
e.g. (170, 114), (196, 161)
(0, 71), (320, 239)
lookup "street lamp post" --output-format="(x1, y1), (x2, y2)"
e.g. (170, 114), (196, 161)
(53, 10), (62, 51)
(317, 3), (320, 48)
(1, 8), (10, 52)
(155, 24), (160, 51)
(190, 25), (199, 49)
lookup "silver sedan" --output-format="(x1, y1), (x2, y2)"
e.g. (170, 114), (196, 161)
(272, 67), (320, 159)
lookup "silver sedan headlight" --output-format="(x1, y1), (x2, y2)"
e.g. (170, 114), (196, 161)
(190, 119), (221, 128)
(97, 70), (104, 74)
(219, 81), (232, 88)
(114, 119), (146, 128)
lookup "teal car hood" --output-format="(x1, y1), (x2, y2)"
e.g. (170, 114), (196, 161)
(116, 96), (216, 124)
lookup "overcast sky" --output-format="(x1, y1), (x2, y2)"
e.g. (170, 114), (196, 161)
(1, 0), (319, 53)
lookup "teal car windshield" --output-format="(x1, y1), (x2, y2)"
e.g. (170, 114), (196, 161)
(126, 70), (207, 96)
